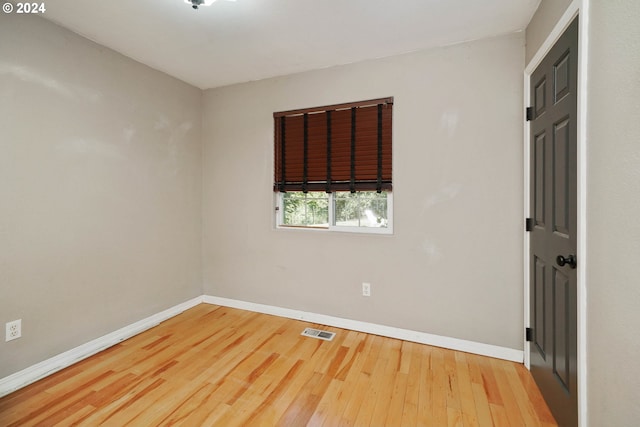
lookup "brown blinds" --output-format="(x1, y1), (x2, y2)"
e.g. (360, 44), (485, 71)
(274, 97), (393, 193)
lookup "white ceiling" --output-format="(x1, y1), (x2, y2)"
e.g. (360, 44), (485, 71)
(41, 0), (541, 90)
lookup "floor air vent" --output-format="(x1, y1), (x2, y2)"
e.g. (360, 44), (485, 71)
(301, 327), (336, 341)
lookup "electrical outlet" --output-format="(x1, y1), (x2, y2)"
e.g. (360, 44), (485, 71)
(6, 319), (22, 342)
(362, 282), (371, 297)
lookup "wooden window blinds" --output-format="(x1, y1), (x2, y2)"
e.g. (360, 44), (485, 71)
(274, 97), (393, 193)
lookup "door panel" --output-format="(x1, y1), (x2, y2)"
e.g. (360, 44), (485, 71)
(529, 17), (578, 427)
(554, 119), (570, 236)
(534, 133), (546, 226)
(533, 257), (547, 357)
(554, 52), (571, 101)
(553, 268), (570, 390)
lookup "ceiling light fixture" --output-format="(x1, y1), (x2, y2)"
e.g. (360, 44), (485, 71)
(184, 0), (235, 10)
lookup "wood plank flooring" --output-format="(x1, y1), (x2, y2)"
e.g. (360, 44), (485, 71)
(0, 304), (557, 426)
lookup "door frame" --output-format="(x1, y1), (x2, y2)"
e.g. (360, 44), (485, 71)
(523, 1), (589, 426)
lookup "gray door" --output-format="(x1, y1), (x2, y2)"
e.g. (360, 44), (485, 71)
(529, 17), (578, 427)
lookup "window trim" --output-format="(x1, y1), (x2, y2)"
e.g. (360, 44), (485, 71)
(275, 192), (394, 235)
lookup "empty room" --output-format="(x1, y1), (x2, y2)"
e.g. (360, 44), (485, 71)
(1, 0), (638, 426)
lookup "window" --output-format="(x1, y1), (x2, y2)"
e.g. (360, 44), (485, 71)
(274, 97), (393, 234)
(282, 191), (329, 228)
(277, 191), (392, 232)
(334, 191), (389, 228)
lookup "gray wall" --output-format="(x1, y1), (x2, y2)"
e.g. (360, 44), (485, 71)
(586, 1), (640, 425)
(202, 33), (525, 350)
(525, 0), (573, 63)
(0, 15), (203, 377)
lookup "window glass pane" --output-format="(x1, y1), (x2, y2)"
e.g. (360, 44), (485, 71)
(334, 192), (388, 228)
(282, 192), (329, 228)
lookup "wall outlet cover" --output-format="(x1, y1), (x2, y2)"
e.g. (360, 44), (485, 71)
(6, 319), (22, 342)
(362, 282), (371, 297)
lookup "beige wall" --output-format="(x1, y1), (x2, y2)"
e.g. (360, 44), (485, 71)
(586, 1), (640, 425)
(202, 33), (525, 350)
(525, 0), (573, 63)
(0, 15), (203, 377)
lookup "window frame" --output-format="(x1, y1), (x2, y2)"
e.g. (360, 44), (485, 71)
(273, 97), (394, 235)
(275, 191), (393, 235)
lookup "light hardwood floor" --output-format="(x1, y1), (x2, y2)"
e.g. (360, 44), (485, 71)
(0, 304), (556, 426)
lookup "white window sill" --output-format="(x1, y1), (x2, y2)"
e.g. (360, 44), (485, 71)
(275, 225), (393, 235)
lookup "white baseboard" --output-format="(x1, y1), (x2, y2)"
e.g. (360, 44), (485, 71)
(0, 294), (524, 398)
(203, 295), (524, 363)
(0, 296), (203, 398)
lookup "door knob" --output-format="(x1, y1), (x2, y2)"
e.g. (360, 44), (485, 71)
(556, 254), (577, 269)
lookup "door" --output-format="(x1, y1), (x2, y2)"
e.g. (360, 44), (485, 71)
(529, 17), (578, 427)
